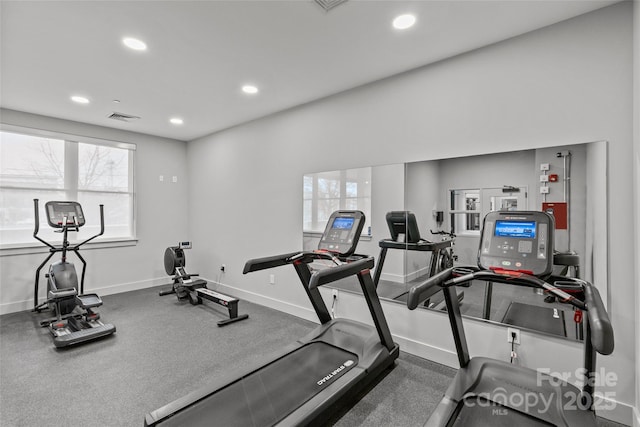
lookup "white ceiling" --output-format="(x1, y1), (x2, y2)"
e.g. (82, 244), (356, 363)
(1, 0), (619, 142)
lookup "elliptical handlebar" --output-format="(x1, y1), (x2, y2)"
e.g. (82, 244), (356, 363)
(33, 199), (105, 250)
(74, 204), (105, 249)
(33, 199), (56, 250)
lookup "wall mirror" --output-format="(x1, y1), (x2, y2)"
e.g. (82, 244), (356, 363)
(303, 141), (609, 342)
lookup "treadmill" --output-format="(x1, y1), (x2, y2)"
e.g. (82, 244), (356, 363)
(407, 211), (614, 426)
(373, 211), (459, 308)
(144, 210), (399, 426)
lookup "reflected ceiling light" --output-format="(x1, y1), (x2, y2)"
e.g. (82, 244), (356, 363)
(393, 14), (416, 30)
(170, 117), (184, 125)
(123, 37), (147, 51)
(242, 85), (259, 94)
(71, 95), (90, 104)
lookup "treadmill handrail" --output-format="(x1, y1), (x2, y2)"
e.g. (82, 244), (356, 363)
(469, 270), (586, 310)
(583, 284), (614, 355)
(407, 267), (455, 310)
(243, 251), (302, 274)
(378, 239), (451, 251)
(407, 267), (614, 356)
(308, 257), (375, 289)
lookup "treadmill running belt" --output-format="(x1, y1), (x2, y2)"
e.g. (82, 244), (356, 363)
(158, 342), (358, 427)
(501, 302), (567, 337)
(453, 397), (554, 426)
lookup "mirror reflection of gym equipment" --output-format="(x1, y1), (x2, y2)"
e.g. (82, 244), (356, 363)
(407, 211), (614, 426)
(305, 141), (608, 342)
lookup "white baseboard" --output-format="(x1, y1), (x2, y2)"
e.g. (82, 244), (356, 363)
(0, 277), (166, 315)
(209, 280), (319, 324)
(379, 272), (404, 284)
(406, 266), (432, 283)
(593, 397), (635, 426)
(94, 276), (168, 297)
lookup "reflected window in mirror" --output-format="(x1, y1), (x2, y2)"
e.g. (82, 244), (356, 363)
(303, 167), (372, 235)
(449, 189), (480, 235)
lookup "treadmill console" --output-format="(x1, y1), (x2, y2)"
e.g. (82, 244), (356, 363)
(478, 211), (554, 276)
(44, 201), (85, 228)
(318, 210), (365, 257)
(385, 211), (422, 243)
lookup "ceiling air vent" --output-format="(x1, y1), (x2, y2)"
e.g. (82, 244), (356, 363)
(314, 0), (348, 12)
(107, 112), (141, 122)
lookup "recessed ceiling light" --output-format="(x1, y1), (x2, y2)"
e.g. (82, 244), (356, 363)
(242, 85), (259, 94)
(123, 37), (147, 51)
(71, 95), (90, 104)
(170, 117), (184, 125)
(393, 14), (416, 30)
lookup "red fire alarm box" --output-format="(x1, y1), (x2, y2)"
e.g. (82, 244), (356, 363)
(542, 202), (567, 229)
(549, 174), (559, 182)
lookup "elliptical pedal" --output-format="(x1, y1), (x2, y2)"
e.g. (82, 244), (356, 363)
(53, 323), (117, 348)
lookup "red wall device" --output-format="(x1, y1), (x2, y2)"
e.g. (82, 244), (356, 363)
(542, 202), (567, 229)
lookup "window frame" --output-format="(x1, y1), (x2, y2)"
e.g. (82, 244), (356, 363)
(449, 188), (481, 236)
(0, 124), (137, 252)
(303, 167), (372, 236)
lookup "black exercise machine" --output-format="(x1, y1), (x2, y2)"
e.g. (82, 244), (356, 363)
(144, 210), (399, 426)
(159, 241), (248, 326)
(481, 235), (584, 340)
(33, 199), (116, 348)
(408, 211), (614, 426)
(373, 211), (462, 308)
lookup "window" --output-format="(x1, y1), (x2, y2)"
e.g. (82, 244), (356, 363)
(449, 189), (481, 235)
(303, 167), (371, 234)
(0, 128), (135, 246)
(449, 187), (528, 235)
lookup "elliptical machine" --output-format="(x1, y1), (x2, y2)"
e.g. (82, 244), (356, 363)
(159, 242), (248, 326)
(33, 199), (116, 348)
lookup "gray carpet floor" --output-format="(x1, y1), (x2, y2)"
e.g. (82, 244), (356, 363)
(0, 285), (628, 426)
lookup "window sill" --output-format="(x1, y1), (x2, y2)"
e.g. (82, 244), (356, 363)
(0, 237), (138, 257)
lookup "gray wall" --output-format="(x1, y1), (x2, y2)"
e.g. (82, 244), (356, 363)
(404, 159), (441, 278)
(633, 2), (640, 426)
(0, 109), (189, 313)
(187, 4), (635, 423)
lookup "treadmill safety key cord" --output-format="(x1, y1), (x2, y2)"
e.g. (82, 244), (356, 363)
(510, 331), (518, 363)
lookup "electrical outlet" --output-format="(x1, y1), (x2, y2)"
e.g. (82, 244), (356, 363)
(269, 274), (275, 285)
(539, 174), (549, 182)
(540, 186), (550, 194)
(508, 327), (521, 344)
(540, 163), (550, 171)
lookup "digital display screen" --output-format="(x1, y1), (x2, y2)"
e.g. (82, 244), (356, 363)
(494, 220), (536, 239)
(332, 217), (354, 230)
